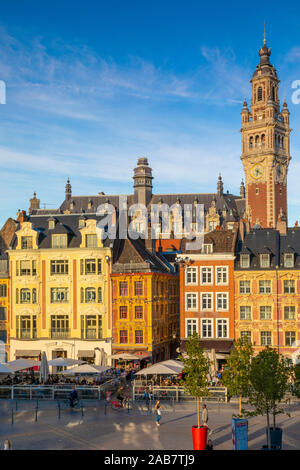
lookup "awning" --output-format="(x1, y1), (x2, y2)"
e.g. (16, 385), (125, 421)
(78, 351), (95, 358)
(15, 350), (41, 357)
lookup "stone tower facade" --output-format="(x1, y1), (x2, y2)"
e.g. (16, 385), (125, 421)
(241, 37), (291, 228)
(133, 157), (153, 206)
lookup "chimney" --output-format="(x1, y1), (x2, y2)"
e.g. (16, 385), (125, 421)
(276, 209), (287, 235)
(17, 210), (27, 225)
(145, 221), (155, 254)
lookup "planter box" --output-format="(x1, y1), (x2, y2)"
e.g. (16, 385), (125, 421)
(192, 426), (207, 450)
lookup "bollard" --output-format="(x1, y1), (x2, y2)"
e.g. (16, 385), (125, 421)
(58, 401), (61, 420)
(11, 408), (14, 426)
(35, 407), (38, 422)
(36, 399), (39, 410)
(81, 402), (84, 417)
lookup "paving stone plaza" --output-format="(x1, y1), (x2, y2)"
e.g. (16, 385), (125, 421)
(0, 400), (299, 450)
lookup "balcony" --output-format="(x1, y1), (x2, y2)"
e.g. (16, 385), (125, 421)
(81, 329), (103, 340)
(17, 329), (37, 340)
(51, 329), (70, 339)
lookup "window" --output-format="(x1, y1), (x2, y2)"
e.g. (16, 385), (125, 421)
(240, 306), (251, 320)
(135, 281), (143, 296)
(240, 331), (251, 344)
(257, 86), (263, 101)
(284, 280), (295, 294)
(135, 306), (143, 319)
(81, 315), (102, 339)
(259, 280), (271, 294)
(285, 332), (296, 347)
(284, 306), (296, 320)
(200, 267), (213, 285)
(120, 330), (128, 344)
(80, 259), (102, 275)
(186, 267), (198, 285)
(50, 288), (69, 303)
(186, 293), (198, 310)
(240, 254), (250, 268)
(261, 331), (272, 346)
(208, 221), (217, 232)
(120, 306), (128, 319)
(0, 285), (7, 297)
(0, 308), (6, 320)
(135, 330), (143, 344)
(51, 316), (69, 338)
(216, 267), (228, 285)
(119, 282), (128, 297)
(186, 319), (198, 337)
(216, 293), (228, 311)
(260, 254), (270, 268)
(85, 288), (97, 303)
(201, 319), (213, 338)
(86, 234), (98, 248)
(260, 306), (272, 320)
(201, 293), (213, 311)
(51, 260), (69, 275)
(239, 281), (251, 294)
(21, 236), (33, 249)
(20, 260), (31, 276)
(20, 289), (31, 304)
(0, 331), (7, 344)
(217, 319), (229, 338)
(52, 234), (67, 249)
(202, 244), (213, 254)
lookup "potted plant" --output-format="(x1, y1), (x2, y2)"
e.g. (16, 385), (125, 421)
(222, 339), (253, 450)
(247, 347), (292, 450)
(179, 333), (211, 450)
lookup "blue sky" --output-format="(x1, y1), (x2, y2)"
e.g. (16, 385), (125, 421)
(1, 0), (300, 227)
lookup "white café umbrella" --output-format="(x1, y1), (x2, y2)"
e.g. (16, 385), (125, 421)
(39, 352), (49, 384)
(160, 360), (184, 373)
(110, 353), (140, 361)
(0, 363), (13, 374)
(64, 364), (111, 375)
(135, 362), (181, 376)
(6, 359), (41, 373)
(48, 358), (84, 367)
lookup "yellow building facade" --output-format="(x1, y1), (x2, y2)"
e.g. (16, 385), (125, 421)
(8, 217), (112, 364)
(0, 269), (9, 361)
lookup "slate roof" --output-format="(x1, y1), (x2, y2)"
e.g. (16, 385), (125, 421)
(235, 228), (300, 270)
(181, 228), (237, 254)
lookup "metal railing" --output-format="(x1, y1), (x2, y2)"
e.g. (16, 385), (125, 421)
(0, 378), (121, 401)
(51, 329), (70, 339)
(133, 384), (228, 403)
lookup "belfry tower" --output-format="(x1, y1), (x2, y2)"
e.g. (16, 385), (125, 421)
(240, 33), (291, 228)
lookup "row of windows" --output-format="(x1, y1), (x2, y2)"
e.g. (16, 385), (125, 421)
(241, 330), (296, 347)
(239, 279), (296, 294)
(239, 305), (296, 320)
(239, 253), (294, 269)
(15, 287), (103, 304)
(20, 234), (99, 250)
(186, 266), (228, 286)
(186, 318), (229, 339)
(119, 329), (144, 344)
(186, 292), (229, 312)
(15, 258), (103, 277)
(119, 306), (143, 320)
(119, 281), (144, 297)
(0, 285), (7, 298)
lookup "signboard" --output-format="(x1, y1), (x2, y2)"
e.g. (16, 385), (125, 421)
(232, 418), (248, 450)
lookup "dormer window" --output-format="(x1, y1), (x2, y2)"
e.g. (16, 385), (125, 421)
(86, 234), (98, 248)
(284, 253), (294, 268)
(52, 234), (68, 249)
(240, 254), (250, 268)
(202, 244), (213, 254)
(21, 236), (33, 250)
(260, 254), (270, 268)
(49, 219), (55, 230)
(79, 218), (85, 229)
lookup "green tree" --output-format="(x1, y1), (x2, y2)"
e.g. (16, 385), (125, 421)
(247, 347), (292, 448)
(178, 333), (211, 428)
(222, 339), (253, 417)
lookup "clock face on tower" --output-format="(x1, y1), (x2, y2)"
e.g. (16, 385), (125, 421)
(251, 164), (263, 180)
(276, 164), (285, 181)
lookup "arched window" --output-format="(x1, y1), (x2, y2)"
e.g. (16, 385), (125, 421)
(257, 87), (263, 101)
(261, 134), (266, 146)
(281, 136), (284, 148)
(275, 135), (278, 147)
(249, 137), (254, 149)
(272, 86), (275, 101)
(255, 135), (260, 147)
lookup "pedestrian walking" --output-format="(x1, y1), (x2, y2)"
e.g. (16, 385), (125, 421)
(154, 400), (162, 426)
(3, 440), (12, 450)
(202, 404), (212, 437)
